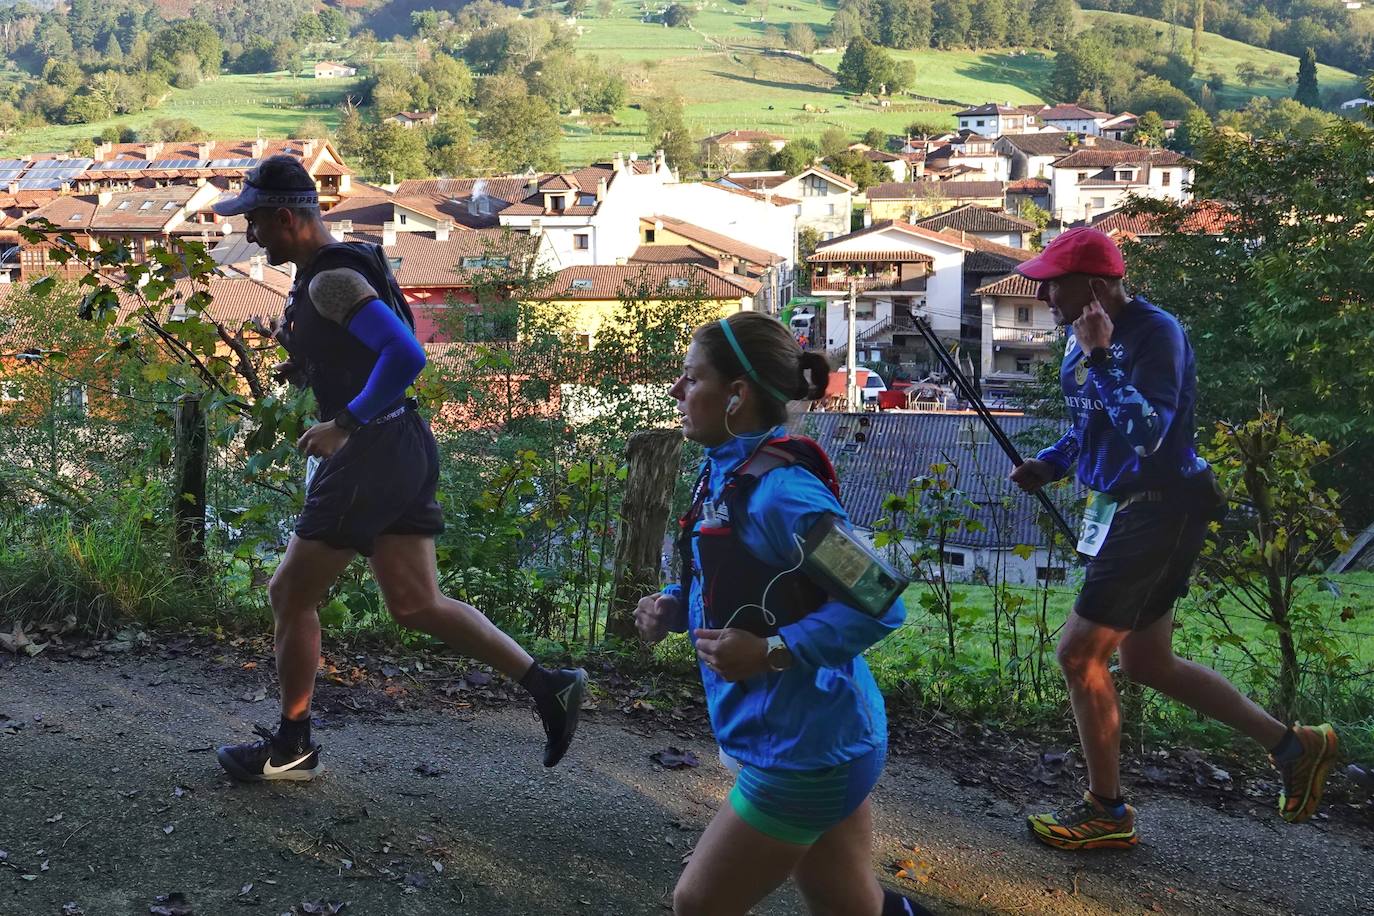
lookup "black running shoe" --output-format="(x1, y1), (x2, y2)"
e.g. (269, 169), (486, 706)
(216, 724), (322, 782)
(536, 668), (587, 768)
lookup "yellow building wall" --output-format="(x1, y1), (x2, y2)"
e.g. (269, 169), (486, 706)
(869, 194), (1005, 222)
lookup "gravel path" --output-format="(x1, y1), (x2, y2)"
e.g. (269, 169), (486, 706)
(1, 651), (1370, 916)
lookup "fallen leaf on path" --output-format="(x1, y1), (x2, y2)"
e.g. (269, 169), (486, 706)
(650, 747), (700, 770)
(162, 825), (175, 835)
(62, 903), (84, 915)
(240, 688), (267, 703)
(238, 884), (253, 896)
(414, 763), (445, 777)
(0, 622), (31, 654)
(432, 860), (443, 873)
(1030, 751), (1072, 785)
(46, 813), (64, 824)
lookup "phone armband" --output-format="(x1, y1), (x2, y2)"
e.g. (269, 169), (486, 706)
(801, 514), (909, 618)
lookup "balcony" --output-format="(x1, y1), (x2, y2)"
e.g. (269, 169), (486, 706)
(811, 273), (929, 294)
(992, 325), (1059, 345)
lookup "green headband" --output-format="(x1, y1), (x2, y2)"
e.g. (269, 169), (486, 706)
(719, 318), (790, 404)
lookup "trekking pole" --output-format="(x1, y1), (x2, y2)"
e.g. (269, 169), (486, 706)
(911, 316), (1079, 547)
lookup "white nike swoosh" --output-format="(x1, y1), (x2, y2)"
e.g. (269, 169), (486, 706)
(262, 750), (314, 776)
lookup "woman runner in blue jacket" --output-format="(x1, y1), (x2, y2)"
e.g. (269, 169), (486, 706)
(636, 312), (928, 916)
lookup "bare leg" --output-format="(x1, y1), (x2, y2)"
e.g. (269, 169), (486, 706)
(367, 534), (533, 680)
(1056, 613), (1131, 799)
(268, 535), (357, 720)
(792, 798), (887, 916)
(1119, 612), (1287, 748)
(673, 803), (811, 916)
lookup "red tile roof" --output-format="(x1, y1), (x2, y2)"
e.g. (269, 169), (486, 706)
(643, 215), (784, 266)
(1053, 148), (1188, 169)
(1007, 178), (1051, 192)
(937, 228), (1034, 263)
(914, 204), (1034, 235)
(814, 219), (976, 252)
(628, 244), (718, 266)
(974, 273), (1041, 297)
(701, 180), (799, 207)
(807, 249), (934, 263)
(1089, 201), (1234, 239)
(702, 130), (786, 144)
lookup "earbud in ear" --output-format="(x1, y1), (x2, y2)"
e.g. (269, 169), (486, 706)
(727, 394), (741, 414)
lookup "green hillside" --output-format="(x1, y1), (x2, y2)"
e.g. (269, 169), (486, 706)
(1080, 9), (1361, 108)
(0, 71), (362, 158)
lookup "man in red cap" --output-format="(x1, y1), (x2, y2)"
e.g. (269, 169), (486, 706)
(1008, 227), (1337, 849)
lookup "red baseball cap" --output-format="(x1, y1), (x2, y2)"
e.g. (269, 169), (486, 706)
(1016, 226), (1125, 280)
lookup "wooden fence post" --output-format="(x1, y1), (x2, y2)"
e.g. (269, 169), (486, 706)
(173, 393), (208, 568)
(606, 428), (683, 641)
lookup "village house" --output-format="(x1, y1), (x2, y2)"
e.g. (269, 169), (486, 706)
(385, 110), (439, 129)
(1035, 104), (1111, 136)
(865, 181), (1008, 223)
(806, 220), (972, 367)
(912, 204), (1035, 248)
(1088, 200), (1234, 242)
(974, 272), (1059, 398)
(1048, 147), (1193, 223)
(721, 165), (856, 240)
(314, 61), (357, 79)
(954, 103), (1038, 136)
(18, 184), (226, 280)
(699, 129), (788, 167)
(994, 132), (1138, 182)
(636, 214), (789, 314)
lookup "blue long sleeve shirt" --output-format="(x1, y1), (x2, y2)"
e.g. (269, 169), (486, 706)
(662, 428), (906, 771)
(1037, 296), (1208, 495)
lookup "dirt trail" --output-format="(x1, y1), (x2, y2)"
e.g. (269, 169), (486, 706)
(1, 649), (1370, 916)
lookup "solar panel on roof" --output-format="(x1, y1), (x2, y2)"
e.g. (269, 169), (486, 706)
(0, 170), (24, 183)
(0, 159), (27, 170)
(17, 179), (62, 190)
(89, 160), (148, 171)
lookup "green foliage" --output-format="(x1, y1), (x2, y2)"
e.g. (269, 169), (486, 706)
(836, 36), (904, 95)
(663, 4), (692, 27)
(1195, 412), (1353, 719)
(1294, 46), (1321, 108)
(643, 93), (695, 174)
(477, 79), (562, 173)
(785, 22), (818, 54)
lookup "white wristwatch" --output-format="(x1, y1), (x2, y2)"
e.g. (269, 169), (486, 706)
(766, 634), (794, 671)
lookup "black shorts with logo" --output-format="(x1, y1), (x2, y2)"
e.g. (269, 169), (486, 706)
(1073, 472), (1224, 632)
(295, 404), (445, 556)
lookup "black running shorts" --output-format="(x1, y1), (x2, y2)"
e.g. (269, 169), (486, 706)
(295, 407), (444, 556)
(1072, 500), (1211, 632)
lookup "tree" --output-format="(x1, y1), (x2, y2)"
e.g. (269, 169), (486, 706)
(1294, 47), (1320, 109)
(567, 0), (588, 17)
(968, 0), (1007, 48)
(772, 138), (819, 174)
(837, 37), (882, 94)
(149, 20), (221, 85)
(663, 3), (691, 27)
(290, 117), (331, 140)
(1171, 105), (1212, 154)
(828, 10), (864, 48)
(882, 0), (932, 50)
(1132, 110), (1165, 146)
(293, 13), (326, 45)
(644, 92), (694, 174)
(364, 121), (430, 182)
(819, 126), (849, 158)
(821, 149), (883, 190)
(479, 82), (561, 173)
(785, 22), (817, 54)
(931, 0), (972, 48)
(319, 8), (350, 42)
(428, 116), (485, 176)
(1236, 61), (1259, 88)
(861, 126), (887, 148)
(1220, 96), (1335, 140)
(596, 0), (614, 17)
(1121, 119), (1374, 518)
(417, 53), (475, 111)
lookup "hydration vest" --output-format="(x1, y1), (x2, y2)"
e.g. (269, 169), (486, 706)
(677, 435), (841, 638)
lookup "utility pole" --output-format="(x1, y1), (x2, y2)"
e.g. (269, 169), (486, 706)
(846, 278), (859, 411)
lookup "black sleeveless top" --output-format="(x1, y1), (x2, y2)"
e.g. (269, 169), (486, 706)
(278, 242), (414, 420)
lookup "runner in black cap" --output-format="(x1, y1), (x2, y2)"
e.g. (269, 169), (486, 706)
(212, 155), (587, 782)
(1010, 228), (1338, 849)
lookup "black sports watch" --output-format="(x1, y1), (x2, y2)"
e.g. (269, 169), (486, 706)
(1085, 346), (1113, 369)
(333, 407), (363, 433)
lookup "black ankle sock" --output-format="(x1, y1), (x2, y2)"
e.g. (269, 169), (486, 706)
(519, 662), (553, 704)
(278, 714), (311, 751)
(1270, 727), (1302, 764)
(883, 889), (931, 916)
(1089, 789), (1126, 813)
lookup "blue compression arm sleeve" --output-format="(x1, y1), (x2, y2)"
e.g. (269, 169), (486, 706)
(344, 298), (426, 423)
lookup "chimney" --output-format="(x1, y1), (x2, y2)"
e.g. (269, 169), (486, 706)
(613, 151), (625, 172)
(145, 141), (164, 160)
(93, 141), (112, 161)
(530, 218), (542, 235)
(1083, 135), (1097, 147)
(596, 177), (607, 201)
(435, 219), (452, 241)
(656, 148), (666, 169)
(302, 139), (316, 159)
(526, 174), (540, 193)
(328, 218), (348, 242)
(197, 142), (212, 160)
(7, 181), (17, 195)
(251, 138), (266, 158)
(249, 255), (265, 281)
(97, 190), (113, 207)
(629, 152), (638, 162)
(382, 220), (397, 247)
